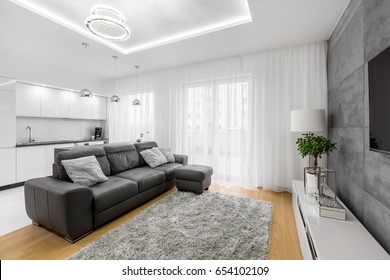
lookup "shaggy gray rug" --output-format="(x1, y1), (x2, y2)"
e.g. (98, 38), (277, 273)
(69, 191), (273, 260)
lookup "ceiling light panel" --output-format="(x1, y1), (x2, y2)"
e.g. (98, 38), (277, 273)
(9, 0), (252, 54)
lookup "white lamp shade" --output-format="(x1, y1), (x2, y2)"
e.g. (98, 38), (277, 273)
(291, 109), (325, 132)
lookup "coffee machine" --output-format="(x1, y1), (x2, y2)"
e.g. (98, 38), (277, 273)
(94, 127), (102, 139)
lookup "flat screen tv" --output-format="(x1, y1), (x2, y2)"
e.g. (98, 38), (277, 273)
(369, 46), (390, 154)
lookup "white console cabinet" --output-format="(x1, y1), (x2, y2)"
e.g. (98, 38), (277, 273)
(292, 180), (389, 259)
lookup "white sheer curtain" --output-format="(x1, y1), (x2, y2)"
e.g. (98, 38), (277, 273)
(242, 43), (328, 191)
(179, 75), (250, 183)
(108, 41), (327, 192)
(108, 75), (155, 143)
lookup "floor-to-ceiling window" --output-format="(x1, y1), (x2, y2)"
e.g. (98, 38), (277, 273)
(184, 76), (250, 182)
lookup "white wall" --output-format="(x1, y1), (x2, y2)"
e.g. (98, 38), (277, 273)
(0, 88), (16, 148)
(0, 50), (107, 94)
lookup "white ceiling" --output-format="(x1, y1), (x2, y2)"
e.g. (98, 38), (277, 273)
(9, 0), (252, 54)
(0, 0), (349, 80)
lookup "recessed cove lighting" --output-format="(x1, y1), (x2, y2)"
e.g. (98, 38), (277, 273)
(0, 80), (16, 87)
(10, 0), (252, 55)
(125, 15), (252, 54)
(85, 4), (130, 41)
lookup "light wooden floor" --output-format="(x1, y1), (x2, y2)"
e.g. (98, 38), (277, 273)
(0, 182), (303, 260)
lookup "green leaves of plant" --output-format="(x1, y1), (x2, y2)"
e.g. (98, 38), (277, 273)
(296, 132), (337, 159)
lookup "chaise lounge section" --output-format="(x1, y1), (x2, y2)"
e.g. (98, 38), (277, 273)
(24, 141), (187, 242)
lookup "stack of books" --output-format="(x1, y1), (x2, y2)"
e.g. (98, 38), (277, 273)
(315, 195), (346, 220)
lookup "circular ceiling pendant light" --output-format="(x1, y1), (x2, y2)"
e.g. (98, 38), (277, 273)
(85, 4), (130, 41)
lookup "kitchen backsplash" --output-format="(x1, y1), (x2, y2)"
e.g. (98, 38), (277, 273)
(16, 117), (105, 143)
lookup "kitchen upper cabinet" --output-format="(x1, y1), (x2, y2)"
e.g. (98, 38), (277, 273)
(0, 148), (16, 186)
(92, 95), (107, 120)
(41, 87), (69, 118)
(16, 83), (41, 117)
(69, 93), (107, 120)
(68, 92), (92, 119)
(16, 146), (47, 182)
(16, 82), (106, 120)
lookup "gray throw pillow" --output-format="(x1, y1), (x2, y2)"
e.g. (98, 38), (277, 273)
(158, 147), (175, 163)
(61, 156), (109, 187)
(140, 147), (168, 168)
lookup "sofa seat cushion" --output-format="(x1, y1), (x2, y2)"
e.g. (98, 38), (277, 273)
(154, 163), (183, 180)
(114, 167), (165, 193)
(89, 176), (138, 213)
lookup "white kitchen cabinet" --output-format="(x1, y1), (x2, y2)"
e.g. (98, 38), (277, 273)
(16, 82), (41, 117)
(0, 148), (16, 186)
(0, 88), (16, 147)
(16, 146), (47, 182)
(74, 141), (104, 147)
(41, 87), (69, 118)
(45, 143), (74, 176)
(16, 82), (106, 120)
(68, 91), (92, 119)
(91, 95), (107, 120)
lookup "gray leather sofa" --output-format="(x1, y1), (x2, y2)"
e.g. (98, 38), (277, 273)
(24, 141), (187, 242)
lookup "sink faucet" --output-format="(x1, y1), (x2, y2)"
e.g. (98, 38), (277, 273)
(26, 126), (34, 143)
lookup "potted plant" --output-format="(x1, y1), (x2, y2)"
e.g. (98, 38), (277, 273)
(296, 133), (337, 167)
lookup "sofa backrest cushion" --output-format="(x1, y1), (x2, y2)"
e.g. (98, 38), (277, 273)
(134, 141), (158, 166)
(54, 146), (110, 182)
(103, 143), (140, 174)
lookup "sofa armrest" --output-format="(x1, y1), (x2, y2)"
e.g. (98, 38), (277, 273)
(174, 154), (188, 165)
(24, 177), (94, 242)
